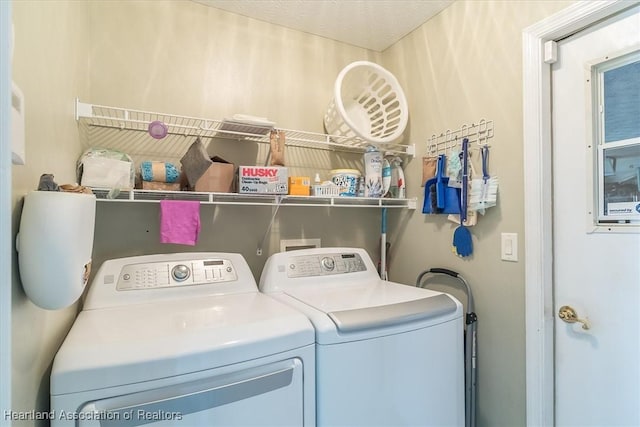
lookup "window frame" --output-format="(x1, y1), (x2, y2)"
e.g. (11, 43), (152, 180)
(586, 46), (640, 232)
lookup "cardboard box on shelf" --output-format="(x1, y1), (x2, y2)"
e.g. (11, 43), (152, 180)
(140, 181), (181, 191)
(193, 160), (235, 192)
(180, 138), (235, 193)
(239, 166), (288, 194)
(288, 176), (310, 196)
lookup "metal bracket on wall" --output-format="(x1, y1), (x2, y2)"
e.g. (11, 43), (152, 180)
(257, 196), (282, 256)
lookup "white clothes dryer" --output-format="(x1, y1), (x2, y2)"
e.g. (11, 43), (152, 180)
(51, 253), (315, 427)
(260, 247), (464, 427)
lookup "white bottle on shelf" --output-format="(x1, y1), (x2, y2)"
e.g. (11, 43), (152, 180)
(312, 173), (321, 195)
(363, 145), (383, 197)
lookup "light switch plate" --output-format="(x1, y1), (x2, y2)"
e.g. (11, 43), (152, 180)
(501, 232), (518, 262)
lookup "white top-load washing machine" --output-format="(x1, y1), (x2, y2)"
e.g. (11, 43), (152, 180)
(51, 253), (315, 427)
(260, 247), (464, 427)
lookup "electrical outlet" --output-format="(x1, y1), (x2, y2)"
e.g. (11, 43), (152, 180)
(501, 233), (518, 262)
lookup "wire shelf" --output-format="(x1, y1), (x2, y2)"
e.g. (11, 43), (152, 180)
(90, 188), (417, 209)
(76, 100), (416, 158)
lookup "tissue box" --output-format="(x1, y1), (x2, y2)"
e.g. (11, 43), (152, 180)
(288, 176), (310, 196)
(78, 149), (134, 189)
(194, 159), (235, 193)
(239, 166), (288, 194)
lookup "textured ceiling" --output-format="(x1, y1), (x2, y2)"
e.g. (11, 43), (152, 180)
(194, 0), (454, 51)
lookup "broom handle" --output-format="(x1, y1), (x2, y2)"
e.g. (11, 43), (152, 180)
(380, 208), (388, 280)
(461, 138), (469, 223)
(481, 146), (490, 182)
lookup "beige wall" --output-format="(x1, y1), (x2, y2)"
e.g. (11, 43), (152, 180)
(87, 0), (381, 133)
(382, 1), (571, 426)
(10, 1), (573, 426)
(11, 1), (90, 425)
(85, 0), (385, 279)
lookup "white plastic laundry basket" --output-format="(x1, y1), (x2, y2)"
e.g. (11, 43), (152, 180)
(324, 61), (408, 145)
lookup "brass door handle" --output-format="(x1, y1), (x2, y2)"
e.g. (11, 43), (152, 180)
(558, 305), (590, 330)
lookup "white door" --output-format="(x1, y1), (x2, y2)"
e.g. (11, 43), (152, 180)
(0, 0), (12, 421)
(551, 5), (640, 426)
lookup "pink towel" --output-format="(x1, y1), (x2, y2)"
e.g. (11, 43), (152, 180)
(160, 200), (201, 246)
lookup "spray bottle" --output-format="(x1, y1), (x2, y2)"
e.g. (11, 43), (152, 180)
(389, 157), (406, 199)
(382, 157), (391, 197)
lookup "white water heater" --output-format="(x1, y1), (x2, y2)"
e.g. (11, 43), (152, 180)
(17, 191), (96, 310)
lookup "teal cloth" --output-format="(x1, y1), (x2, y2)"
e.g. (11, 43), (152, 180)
(141, 161), (179, 183)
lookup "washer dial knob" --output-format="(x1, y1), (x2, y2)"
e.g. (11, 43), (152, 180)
(171, 264), (191, 282)
(321, 257), (335, 271)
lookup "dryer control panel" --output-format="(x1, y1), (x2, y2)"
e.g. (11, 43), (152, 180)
(287, 253), (366, 278)
(116, 258), (237, 291)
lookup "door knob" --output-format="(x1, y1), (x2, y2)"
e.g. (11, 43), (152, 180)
(558, 305), (590, 330)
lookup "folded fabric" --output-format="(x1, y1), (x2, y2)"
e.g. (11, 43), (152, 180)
(159, 200), (201, 246)
(141, 161), (180, 183)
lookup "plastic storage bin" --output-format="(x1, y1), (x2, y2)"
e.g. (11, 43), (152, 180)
(324, 61), (409, 145)
(330, 169), (361, 197)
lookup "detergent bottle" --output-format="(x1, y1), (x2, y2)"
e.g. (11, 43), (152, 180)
(363, 145), (383, 197)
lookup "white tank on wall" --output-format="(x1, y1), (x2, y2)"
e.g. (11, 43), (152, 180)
(16, 191), (96, 310)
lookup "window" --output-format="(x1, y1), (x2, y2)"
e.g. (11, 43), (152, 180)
(592, 50), (640, 224)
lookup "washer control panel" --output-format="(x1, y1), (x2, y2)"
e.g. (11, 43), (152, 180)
(116, 258), (237, 291)
(287, 253), (366, 278)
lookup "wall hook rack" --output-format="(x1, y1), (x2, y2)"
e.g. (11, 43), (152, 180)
(426, 119), (494, 156)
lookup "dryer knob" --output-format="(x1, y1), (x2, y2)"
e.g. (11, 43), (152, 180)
(321, 257), (335, 271)
(171, 264), (191, 282)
